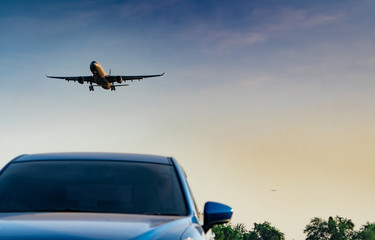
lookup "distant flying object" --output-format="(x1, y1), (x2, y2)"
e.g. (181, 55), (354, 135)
(47, 61), (164, 91)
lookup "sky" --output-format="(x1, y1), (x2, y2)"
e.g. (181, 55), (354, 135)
(1, 0), (375, 239)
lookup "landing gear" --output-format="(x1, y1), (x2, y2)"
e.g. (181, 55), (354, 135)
(111, 86), (116, 91)
(89, 85), (94, 91)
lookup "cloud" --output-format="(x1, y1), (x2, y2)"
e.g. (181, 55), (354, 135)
(209, 31), (266, 50)
(176, 24), (266, 54)
(115, 0), (180, 19)
(261, 8), (343, 32)
(204, 31), (266, 53)
(175, 5), (343, 54)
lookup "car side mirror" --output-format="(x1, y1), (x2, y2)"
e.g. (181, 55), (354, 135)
(202, 201), (233, 232)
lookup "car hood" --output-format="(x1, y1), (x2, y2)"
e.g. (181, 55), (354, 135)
(0, 212), (191, 240)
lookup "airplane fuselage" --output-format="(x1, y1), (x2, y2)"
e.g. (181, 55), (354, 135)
(90, 61), (111, 89)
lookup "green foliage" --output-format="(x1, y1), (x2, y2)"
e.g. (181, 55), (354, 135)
(303, 216), (375, 240)
(354, 222), (375, 240)
(329, 216), (355, 240)
(212, 217), (375, 240)
(304, 217), (330, 240)
(304, 216), (355, 240)
(246, 222), (285, 240)
(212, 222), (284, 240)
(212, 223), (248, 240)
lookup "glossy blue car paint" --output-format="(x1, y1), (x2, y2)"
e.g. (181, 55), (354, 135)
(0, 153), (233, 240)
(203, 202), (234, 232)
(10, 152), (171, 165)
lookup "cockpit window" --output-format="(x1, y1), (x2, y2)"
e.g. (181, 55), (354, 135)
(0, 160), (187, 216)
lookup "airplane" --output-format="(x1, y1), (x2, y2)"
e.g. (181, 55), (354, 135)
(47, 61), (164, 91)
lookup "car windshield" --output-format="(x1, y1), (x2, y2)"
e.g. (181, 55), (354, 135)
(0, 160), (187, 216)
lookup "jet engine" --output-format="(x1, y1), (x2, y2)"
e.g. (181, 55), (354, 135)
(116, 76), (123, 84)
(78, 76), (84, 84)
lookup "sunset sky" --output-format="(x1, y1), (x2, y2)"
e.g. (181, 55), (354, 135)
(1, 1), (375, 239)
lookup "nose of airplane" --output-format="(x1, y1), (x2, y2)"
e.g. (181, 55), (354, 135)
(90, 61), (97, 73)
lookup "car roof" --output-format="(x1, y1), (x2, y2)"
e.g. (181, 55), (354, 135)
(12, 152), (172, 165)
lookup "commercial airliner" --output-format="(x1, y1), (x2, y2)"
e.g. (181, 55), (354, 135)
(47, 61), (164, 91)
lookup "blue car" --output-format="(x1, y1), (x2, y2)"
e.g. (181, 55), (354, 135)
(0, 153), (233, 239)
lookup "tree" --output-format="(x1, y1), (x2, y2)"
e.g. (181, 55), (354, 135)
(304, 217), (330, 240)
(354, 222), (375, 240)
(304, 216), (355, 240)
(246, 221), (285, 240)
(329, 216), (355, 240)
(212, 217), (375, 240)
(212, 222), (285, 240)
(212, 223), (247, 240)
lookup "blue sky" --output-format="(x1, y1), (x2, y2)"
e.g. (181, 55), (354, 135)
(1, 1), (375, 239)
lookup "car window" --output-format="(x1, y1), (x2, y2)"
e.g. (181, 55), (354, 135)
(0, 160), (187, 216)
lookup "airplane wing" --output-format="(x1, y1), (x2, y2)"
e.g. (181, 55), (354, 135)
(106, 73), (165, 83)
(46, 75), (94, 83)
